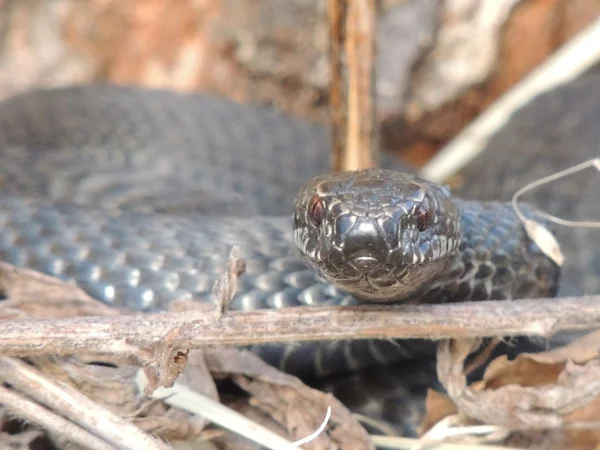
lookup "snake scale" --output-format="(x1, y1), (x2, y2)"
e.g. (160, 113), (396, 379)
(0, 65), (598, 435)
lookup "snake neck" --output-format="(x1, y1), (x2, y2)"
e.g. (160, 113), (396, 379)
(409, 199), (561, 304)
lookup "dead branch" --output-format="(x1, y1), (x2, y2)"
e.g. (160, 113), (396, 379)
(0, 357), (171, 450)
(0, 295), (599, 358)
(0, 385), (117, 450)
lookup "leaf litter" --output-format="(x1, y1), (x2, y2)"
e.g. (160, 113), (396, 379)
(420, 333), (600, 449)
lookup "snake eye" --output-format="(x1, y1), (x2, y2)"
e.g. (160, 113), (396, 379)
(308, 195), (325, 227)
(414, 197), (433, 232)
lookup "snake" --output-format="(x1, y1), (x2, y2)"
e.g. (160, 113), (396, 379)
(0, 66), (598, 436)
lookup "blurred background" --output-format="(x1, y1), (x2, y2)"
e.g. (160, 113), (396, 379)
(1, 0), (599, 167)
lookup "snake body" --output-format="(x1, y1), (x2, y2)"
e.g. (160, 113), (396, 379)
(0, 82), (563, 376)
(0, 69), (597, 415)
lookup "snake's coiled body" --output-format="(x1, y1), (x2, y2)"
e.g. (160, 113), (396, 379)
(0, 68), (598, 433)
(0, 82), (562, 376)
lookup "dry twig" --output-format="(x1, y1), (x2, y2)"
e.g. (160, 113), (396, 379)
(0, 385), (116, 450)
(0, 295), (599, 358)
(0, 357), (171, 450)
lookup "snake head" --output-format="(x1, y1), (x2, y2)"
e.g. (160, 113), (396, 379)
(293, 168), (462, 302)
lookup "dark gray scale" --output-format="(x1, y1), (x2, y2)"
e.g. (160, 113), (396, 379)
(0, 85), (332, 217)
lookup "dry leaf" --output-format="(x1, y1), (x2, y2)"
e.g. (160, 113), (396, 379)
(483, 354), (564, 389)
(204, 347), (374, 450)
(211, 246), (246, 315)
(437, 338), (600, 432)
(419, 389), (458, 433)
(523, 219), (564, 266)
(0, 261), (119, 318)
(144, 327), (192, 393)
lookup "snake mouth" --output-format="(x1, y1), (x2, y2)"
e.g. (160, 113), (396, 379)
(320, 256), (455, 302)
(347, 250), (380, 272)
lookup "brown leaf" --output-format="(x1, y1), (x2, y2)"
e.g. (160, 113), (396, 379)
(565, 392), (600, 424)
(419, 389), (458, 434)
(144, 327), (192, 393)
(437, 339), (600, 431)
(0, 261), (118, 318)
(483, 354), (564, 389)
(135, 408), (209, 442)
(437, 338), (481, 398)
(562, 395), (600, 450)
(204, 347), (374, 450)
(211, 246), (246, 315)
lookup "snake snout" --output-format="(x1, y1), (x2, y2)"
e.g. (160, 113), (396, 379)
(339, 216), (390, 271)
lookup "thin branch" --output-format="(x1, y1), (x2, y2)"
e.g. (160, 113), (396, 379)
(0, 357), (171, 450)
(0, 385), (117, 450)
(0, 295), (599, 358)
